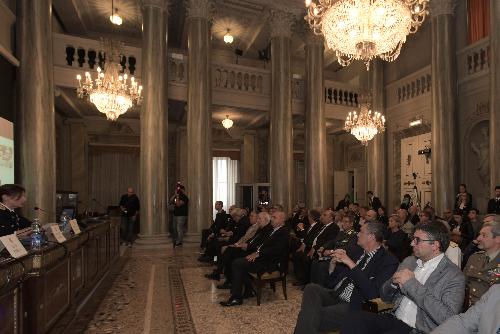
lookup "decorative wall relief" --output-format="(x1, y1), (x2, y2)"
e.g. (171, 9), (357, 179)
(469, 121), (490, 187)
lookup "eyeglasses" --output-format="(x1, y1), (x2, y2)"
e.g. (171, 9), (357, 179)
(410, 236), (437, 245)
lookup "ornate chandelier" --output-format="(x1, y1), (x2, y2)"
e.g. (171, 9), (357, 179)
(344, 98), (385, 145)
(76, 40), (142, 121)
(305, 0), (429, 69)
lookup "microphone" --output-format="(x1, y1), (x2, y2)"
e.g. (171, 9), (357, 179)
(34, 206), (59, 216)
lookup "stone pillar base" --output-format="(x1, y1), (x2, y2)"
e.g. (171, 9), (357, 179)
(134, 234), (170, 249)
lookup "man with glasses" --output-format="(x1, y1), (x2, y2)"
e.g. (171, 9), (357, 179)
(340, 222), (465, 334)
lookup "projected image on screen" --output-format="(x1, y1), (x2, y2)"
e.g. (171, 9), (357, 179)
(0, 118), (14, 185)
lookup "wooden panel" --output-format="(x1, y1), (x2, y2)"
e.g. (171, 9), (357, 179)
(70, 247), (84, 300)
(86, 238), (98, 283)
(43, 259), (70, 331)
(0, 288), (19, 334)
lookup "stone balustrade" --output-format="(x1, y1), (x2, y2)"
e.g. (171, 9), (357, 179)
(53, 33), (142, 76)
(324, 81), (359, 107)
(386, 66), (432, 107)
(457, 37), (490, 81)
(212, 63), (270, 95)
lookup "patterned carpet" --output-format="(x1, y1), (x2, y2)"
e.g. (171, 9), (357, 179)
(74, 243), (303, 334)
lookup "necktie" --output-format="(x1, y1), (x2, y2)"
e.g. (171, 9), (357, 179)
(331, 253), (370, 298)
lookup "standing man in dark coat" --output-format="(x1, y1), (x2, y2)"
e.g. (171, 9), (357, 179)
(171, 183), (189, 247)
(119, 187), (140, 247)
(367, 191), (382, 211)
(487, 186), (500, 214)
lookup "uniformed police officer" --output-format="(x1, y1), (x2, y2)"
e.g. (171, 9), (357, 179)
(0, 184), (32, 237)
(463, 219), (500, 307)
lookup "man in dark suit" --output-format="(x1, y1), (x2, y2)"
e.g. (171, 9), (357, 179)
(292, 209), (324, 286)
(367, 191), (382, 211)
(200, 201), (228, 249)
(487, 185), (500, 214)
(220, 210), (289, 307)
(306, 209), (340, 258)
(293, 222), (399, 334)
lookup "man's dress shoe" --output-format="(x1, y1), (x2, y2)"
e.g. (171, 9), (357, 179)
(220, 297), (243, 307)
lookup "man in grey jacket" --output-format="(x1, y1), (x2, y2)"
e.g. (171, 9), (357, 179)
(340, 222), (466, 334)
(430, 285), (499, 334)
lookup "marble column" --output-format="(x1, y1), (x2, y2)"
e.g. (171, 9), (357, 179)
(269, 10), (295, 213)
(490, 0), (500, 192)
(366, 60), (387, 205)
(304, 32), (326, 209)
(137, 0), (169, 244)
(186, 0), (213, 233)
(241, 132), (256, 183)
(16, 0), (56, 220)
(430, 0), (457, 213)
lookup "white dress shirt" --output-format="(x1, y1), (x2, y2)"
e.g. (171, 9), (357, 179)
(395, 253), (445, 328)
(312, 222), (333, 248)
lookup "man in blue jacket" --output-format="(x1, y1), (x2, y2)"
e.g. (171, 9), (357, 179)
(293, 222), (399, 334)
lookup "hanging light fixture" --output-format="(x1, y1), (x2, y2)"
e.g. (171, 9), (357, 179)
(109, 0), (123, 25)
(344, 94), (385, 145)
(222, 115), (234, 129)
(305, 0), (429, 70)
(223, 29), (234, 44)
(76, 39), (142, 121)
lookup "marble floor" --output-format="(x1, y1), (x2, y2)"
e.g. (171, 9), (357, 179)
(75, 243), (303, 334)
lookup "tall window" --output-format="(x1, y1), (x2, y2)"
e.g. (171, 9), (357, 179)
(213, 157), (239, 218)
(468, 0), (490, 44)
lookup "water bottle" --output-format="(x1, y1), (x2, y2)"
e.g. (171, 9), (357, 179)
(59, 211), (70, 235)
(31, 218), (43, 250)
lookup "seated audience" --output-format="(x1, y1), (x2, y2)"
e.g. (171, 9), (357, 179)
(454, 183), (472, 216)
(367, 191), (382, 211)
(205, 210), (259, 280)
(340, 222), (465, 334)
(408, 205), (420, 225)
(220, 210), (289, 307)
(384, 214), (411, 262)
(400, 193), (412, 210)
(430, 285), (500, 334)
(398, 208), (414, 235)
(0, 184), (31, 237)
(377, 206), (388, 225)
(200, 201), (227, 249)
(461, 214), (498, 267)
(306, 209), (340, 259)
(310, 215), (359, 287)
(291, 209), (323, 286)
(487, 185), (500, 214)
(467, 208), (481, 238)
(293, 222), (398, 334)
(450, 211), (474, 251)
(463, 219), (499, 307)
(336, 194), (351, 211)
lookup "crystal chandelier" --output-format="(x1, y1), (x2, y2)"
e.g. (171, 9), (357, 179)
(222, 115), (233, 129)
(305, 0), (429, 69)
(344, 97), (385, 145)
(76, 40), (142, 121)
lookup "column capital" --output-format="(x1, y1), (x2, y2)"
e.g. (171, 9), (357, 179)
(268, 9), (295, 39)
(430, 0), (456, 17)
(186, 0), (215, 20)
(297, 21), (324, 47)
(142, 0), (168, 10)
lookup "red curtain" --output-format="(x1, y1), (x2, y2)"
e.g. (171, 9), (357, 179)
(468, 0), (490, 44)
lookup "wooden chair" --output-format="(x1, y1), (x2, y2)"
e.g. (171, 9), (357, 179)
(249, 270), (288, 306)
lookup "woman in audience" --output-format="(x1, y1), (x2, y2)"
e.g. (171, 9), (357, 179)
(0, 184), (32, 237)
(384, 214), (411, 261)
(450, 211), (474, 251)
(377, 206), (388, 225)
(454, 183), (472, 215)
